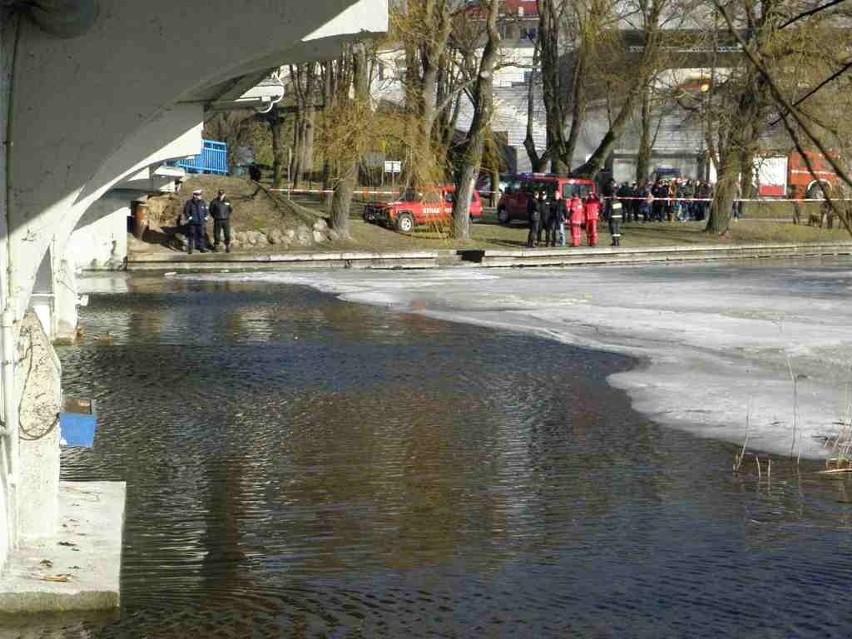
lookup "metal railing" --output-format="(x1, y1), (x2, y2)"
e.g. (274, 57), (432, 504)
(171, 140), (229, 176)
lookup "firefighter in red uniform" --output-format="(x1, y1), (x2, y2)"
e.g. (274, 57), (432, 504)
(584, 193), (601, 247)
(569, 194), (585, 247)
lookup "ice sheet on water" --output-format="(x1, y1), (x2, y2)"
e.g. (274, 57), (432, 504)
(184, 262), (852, 458)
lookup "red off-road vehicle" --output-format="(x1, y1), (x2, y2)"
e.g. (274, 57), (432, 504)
(363, 186), (484, 233)
(496, 174), (597, 225)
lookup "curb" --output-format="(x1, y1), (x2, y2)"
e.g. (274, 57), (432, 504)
(125, 242), (852, 272)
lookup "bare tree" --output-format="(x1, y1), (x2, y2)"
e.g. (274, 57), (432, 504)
(288, 63), (319, 187)
(710, 0), (852, 235)
(394, 0), (454, 185)
(452, 0), (501, 240)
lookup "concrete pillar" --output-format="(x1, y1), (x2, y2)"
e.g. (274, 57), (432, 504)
(67, 193), (132, 272)
(15, 311), (62, 542)
(31, 252), (53, 339)
(51, 252), (78, 344)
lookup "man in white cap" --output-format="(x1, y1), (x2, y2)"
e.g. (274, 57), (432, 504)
(182, 188), (209, 253)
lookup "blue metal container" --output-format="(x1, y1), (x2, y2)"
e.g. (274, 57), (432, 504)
(59, 398), (98, 448)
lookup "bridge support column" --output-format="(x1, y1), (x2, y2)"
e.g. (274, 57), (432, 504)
(67, 193), (131, 272)
(51, 251), (79, 343)
(15, 311), (61, 542)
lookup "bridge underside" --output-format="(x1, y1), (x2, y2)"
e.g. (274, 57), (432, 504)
(0, 0), (387, 604)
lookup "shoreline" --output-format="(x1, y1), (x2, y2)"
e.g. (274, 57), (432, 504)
(125, 240), (852, 271)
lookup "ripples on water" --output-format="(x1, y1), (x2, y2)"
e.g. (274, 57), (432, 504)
(4, 277), (851, 638)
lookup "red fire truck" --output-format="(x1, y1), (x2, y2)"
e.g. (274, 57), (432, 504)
(755, 150), (840, 199)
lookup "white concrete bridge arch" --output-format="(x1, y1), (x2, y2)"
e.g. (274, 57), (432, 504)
(0, 0), (388, 597)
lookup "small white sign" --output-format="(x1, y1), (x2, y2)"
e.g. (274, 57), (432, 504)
(384, 160), (402, 174)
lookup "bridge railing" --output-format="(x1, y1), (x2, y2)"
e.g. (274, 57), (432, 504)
(170, 140), (229, 176)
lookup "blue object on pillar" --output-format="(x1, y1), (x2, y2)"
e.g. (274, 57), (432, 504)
(59, 398), (98, 448)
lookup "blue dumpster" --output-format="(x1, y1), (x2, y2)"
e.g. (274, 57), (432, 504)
(59, 398), (98, 448)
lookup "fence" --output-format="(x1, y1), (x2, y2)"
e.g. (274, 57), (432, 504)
(171, 140), (228, 176)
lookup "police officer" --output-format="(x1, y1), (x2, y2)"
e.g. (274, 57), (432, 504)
(182, 189), (209, 254)
(526, 190), (542, 248)
(210, 189), (233, 253)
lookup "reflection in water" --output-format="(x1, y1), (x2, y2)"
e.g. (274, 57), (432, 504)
(6, 280), (851, 638)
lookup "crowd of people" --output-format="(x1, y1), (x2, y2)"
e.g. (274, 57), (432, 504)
(521, 176), (721, 250)
(610, 178), (716, 223)
(525, 191), (611, 248)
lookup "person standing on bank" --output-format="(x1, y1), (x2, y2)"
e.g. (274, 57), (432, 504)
(526, 190), (542, 248)
(540, 191), (557, 247)
(182, 189), (209, 254)
(552, 189), (568, 246)
(569, 193), (585, 247)
(210, 189), (233, 253)
(584, 192), (601, 246)
(609, 198), (624, 246)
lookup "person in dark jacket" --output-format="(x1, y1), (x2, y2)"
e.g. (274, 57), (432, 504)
(540, 191), (556, 247)
(526, 191), (542, 248)
(602, 178), (616, 222)
(210, 189), (233, 252)
(609, 199), (623, 246)
(182, 189), (209, 254)
(552, 189), (568, 246)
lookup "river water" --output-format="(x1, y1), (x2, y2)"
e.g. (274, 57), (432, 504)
(4, 275), (852, 638)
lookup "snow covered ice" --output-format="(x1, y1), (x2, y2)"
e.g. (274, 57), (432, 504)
(185, 260), (852, 459)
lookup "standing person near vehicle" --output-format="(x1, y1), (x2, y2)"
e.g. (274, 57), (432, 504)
(584, 193), (601, 246)
(210, 189), (233, 253)
(569, 194), (585, 247)
(526, 190), (542, 248)
(540, 191), (557, 247)
(552, 189), (568, 246)
(182, 189), (209, 254)
(536, 190), (549, 246)
(609, 197), (624, 246)
(602, 178), (616, 222)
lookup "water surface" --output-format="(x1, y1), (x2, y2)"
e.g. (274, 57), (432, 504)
(4, 277), (851, 638)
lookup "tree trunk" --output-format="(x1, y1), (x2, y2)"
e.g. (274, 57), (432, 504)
(636, 83), (653, 183)
(706, 147), (739, 234)
(571, 0), (664, 179)
(291, 113), (304, 188)
(452, 0), (499, 239)
(523, 40), (549, 172)
(330, 43), (368, 239)
(539, 0), (569, 174)
(270, 106), (286, 189)
(562, 51), (588, 173)
(571, 87), (639, 178)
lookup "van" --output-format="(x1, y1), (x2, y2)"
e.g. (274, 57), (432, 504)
(496, 174), (597, 224)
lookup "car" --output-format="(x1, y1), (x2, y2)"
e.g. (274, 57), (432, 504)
(363, 186), (484, 233)
(496, 174), (597, 225)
